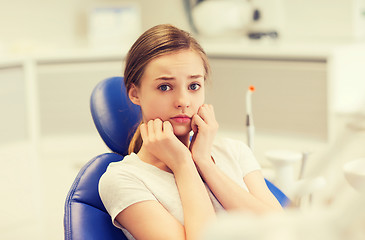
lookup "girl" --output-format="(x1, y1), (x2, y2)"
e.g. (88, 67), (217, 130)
(99, 24), (282, 240)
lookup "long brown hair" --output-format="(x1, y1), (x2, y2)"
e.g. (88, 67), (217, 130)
(124, 24), (210, 154)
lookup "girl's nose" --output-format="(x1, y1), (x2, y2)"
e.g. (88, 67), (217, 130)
(175, 90), (190, 109)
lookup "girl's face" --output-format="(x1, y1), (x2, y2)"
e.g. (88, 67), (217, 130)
(129, 49), (205, 137)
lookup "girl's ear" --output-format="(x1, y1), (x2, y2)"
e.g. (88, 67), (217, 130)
(128, 84), (141, 106)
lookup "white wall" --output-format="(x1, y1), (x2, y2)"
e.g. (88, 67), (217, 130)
(0, 0), (190, 51)
(1, 0), (364, 52)
(0, 0), (82, 48)
(280, 0), (363, 41)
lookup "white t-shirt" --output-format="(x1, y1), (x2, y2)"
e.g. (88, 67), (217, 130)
(99, 137), (261, 239)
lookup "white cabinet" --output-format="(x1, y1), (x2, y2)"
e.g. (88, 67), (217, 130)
(0, 63), (27, 143)
(37, 60), (123, 136)
(206, 57), (328, 140)
(0, 54), (125, 151)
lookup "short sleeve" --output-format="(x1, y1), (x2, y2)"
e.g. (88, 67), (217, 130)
(99, 164), (157, 229)
(212, 137), (261, 179)
(236, 140), (261, 177)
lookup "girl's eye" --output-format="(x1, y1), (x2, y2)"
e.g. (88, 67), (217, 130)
(158, 84), (171, 91)
(189, 83), (201, 91)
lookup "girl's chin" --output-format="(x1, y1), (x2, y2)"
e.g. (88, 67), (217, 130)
(172, 125), (192, 137)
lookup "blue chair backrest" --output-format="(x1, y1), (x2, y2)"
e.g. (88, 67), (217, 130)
(64, 153), (127, 240)
(64, 76), (138, 240)
(90, 76), (141, 155)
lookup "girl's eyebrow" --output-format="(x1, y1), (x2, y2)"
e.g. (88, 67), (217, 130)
(155, 75), (203, 81)
(155, 76), (175, 81)
(189, 74), (204, 79)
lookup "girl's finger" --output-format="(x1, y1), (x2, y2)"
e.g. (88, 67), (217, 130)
(153, 118), (163, 138)
(191, 115), (198, 133)
(191, 114), (206, 132)
(147, 120), (156, 140)
(139, 123), (148, 141)
(163, 121), (174, 135)
(198, 104), (214, 124)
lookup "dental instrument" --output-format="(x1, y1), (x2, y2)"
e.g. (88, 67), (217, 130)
(246, 85), (255, 150)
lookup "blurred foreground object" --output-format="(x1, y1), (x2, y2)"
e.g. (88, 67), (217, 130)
(265, 149), (326, 207)
(343, 158), (365, 193)
(202, 194), (365, 240)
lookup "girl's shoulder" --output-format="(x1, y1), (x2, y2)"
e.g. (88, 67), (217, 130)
(212, 137), (251, 156)
(101, 153), (147, 181)
(105, 153), (139, 171)
(103, 152), (174, 181)
(212, 136), (260, 172)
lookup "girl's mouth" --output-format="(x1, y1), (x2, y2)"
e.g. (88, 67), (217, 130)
(171, 115), (191, 123)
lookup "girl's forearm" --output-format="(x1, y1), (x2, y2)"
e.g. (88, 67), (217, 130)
(196, 160), (282, 214)
(173, 160), (216, 240)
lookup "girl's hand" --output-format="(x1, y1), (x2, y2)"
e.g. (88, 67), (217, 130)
(140, 119), (192, 172)
(189, 104), (219, 164)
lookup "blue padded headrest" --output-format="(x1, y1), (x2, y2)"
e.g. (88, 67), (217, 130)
(90, 76), (141, 156)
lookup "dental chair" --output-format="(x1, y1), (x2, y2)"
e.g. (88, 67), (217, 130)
(64, 76), (289, 240)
